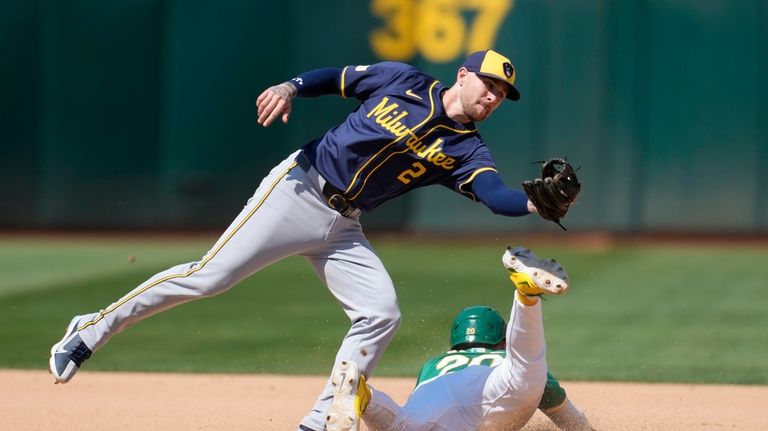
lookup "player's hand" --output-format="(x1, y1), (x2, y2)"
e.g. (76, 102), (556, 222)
(256, 82), (297, 127)
(526, 199), (538, 214)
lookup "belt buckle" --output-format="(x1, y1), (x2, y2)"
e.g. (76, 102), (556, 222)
(327, 194), (354, 217)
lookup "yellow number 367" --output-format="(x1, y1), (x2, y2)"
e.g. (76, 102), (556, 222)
(370, 0), (514, 63)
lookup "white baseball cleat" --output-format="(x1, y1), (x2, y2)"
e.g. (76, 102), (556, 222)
(326, 360), (370, 431)
(502, 246), (569, 296)
(49, 315), (92, 384)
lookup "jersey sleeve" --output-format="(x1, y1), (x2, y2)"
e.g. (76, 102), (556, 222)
(339, 62), (417, 100)
(415, 356), (441, 387)
(446, 145), (498, 201)
(290, 67), (342, 97)
(471, 170), (531, 216)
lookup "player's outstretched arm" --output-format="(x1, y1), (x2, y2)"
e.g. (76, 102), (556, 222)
(256, 82), (296, 127)
(256, 67), (343, 127)
(472, 170), (535, 217)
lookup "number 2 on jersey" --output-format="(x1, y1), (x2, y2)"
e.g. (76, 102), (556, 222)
(397, 162), (427, 184)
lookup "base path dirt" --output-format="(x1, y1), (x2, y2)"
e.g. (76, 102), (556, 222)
(4, 370), (767, 430)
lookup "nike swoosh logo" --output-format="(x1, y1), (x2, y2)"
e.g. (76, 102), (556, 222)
(405, 89), (423, 100)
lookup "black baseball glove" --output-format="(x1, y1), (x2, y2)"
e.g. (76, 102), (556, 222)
(522, 158), (581, 230)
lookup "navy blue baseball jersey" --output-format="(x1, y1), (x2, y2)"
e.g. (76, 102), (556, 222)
(301, 62), (499, 212)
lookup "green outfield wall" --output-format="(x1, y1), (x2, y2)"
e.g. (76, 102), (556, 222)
(2, 0), (766, 232)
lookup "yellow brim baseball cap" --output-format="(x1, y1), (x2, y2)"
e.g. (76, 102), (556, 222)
(462, 49), (520, 101)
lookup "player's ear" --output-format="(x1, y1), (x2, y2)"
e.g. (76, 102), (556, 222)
(457, 67), (469, 87)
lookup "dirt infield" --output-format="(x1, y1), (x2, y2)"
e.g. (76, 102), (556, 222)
(4, 370), (767, 430)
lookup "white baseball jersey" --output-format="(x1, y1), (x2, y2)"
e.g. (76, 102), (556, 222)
(363, 297), (548, 431)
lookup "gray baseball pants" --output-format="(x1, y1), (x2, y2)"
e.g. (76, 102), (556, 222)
(75, 150), (402, 431)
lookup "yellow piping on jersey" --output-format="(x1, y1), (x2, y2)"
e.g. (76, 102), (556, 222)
(347, 123), (478, 201)
(77, 162), (299, 332)
(340, 66), (349, 99)
(459, 167), (498, 201)
(428, 124), (477, 134)
(344, 80), (440, 197)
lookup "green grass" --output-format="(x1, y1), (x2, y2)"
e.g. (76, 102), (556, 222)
(1, 235), (767, 384)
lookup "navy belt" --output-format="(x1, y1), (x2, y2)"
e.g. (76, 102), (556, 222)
(295, 151), (358, 217)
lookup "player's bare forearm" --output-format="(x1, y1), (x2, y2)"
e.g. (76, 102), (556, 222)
(256, 82), (297, 127)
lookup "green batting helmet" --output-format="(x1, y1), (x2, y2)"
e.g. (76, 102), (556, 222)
(449, 306), (506, 349)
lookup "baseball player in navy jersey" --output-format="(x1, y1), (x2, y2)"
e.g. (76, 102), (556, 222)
(50, 50), (549, 431)
(325, 247), (593, 431)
